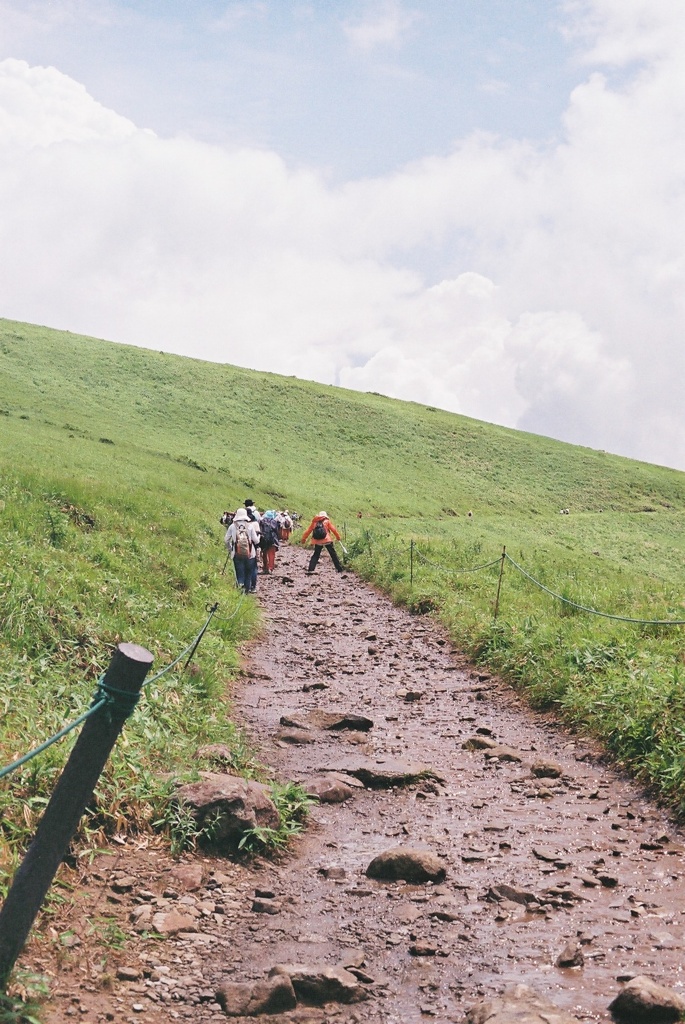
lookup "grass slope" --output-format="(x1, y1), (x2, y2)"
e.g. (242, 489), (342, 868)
(2, 316), (685, 884)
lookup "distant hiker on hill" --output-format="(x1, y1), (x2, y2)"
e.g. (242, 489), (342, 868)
(260, 510), (280, 574)
(225, 508), (261, 593)
(301, 511), (343, 574)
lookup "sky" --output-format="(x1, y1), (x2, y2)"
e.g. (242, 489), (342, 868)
(1, 1), (684, 472)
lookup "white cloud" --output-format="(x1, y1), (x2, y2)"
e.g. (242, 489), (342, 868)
(1, 0), (685, 470)
(343, 0), (418, 52)
(0, 58), (137, 145)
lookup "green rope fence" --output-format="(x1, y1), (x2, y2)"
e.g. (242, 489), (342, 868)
(503, 553), (685, 626)
(407, 541), (685, 626)
(0, 597), (244, 783)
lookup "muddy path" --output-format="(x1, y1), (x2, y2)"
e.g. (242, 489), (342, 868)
(31, 544), (685, 1023)
(221, 545), (685, 1022)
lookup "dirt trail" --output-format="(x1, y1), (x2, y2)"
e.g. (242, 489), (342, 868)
(33, 544), (685, 1023)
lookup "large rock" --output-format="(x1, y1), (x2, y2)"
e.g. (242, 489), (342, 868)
(366, 846), (446, 884)
(281, 711), (373, 732)
(269, 964), (368, 1005)
(171, 773), (279, 849)
(466, 983), (581, 1024)
(609, 976), (685, 1023)
(329, 758), (442, 789)
(215, 975), (297, 1016)
(487, 884), (538, 906)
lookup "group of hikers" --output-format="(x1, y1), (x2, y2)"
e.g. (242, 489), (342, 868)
(222, 500), (344, 592)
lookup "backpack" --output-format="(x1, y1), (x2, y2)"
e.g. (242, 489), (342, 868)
(312, 519), (327, 541)
(261, 518), (278, 548)
(235, 522), (251, 558)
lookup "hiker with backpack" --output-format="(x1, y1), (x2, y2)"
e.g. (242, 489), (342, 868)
(260, 510), (280, 574)
(301, 511), (343, 574)
(225, 508), (261, 592)
(244, 499), (261, 523)
(277, 510), (293, 542)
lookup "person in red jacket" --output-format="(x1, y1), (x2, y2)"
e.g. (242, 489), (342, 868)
(301, 511), (343, 573)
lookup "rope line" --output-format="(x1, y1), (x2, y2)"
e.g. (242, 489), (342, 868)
(414, 548), (501, 574)
(206, 593), (247, 623)
(371, 536), (684, 627)
(504, 554), (685, 626)
(0, 698), (106, 781)
(0, 595), (244, 781)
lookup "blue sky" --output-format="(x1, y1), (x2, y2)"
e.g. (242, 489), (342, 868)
(7, 1), (579, 175)
(1, 1), (685, 471)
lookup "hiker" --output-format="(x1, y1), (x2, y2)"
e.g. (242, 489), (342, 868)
(277, 510), (293, 542)
(301, 511), (343, 574)
(260, 510), (280, 574)
(244, 499), (261, 523)
(225, 508), (261, 592)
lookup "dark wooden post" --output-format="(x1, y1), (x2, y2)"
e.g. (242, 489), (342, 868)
(0, 642), (153, 990)
(493, 546), (506, 620)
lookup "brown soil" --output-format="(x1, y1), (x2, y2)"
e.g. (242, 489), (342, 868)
(15, 544), (685, 1024)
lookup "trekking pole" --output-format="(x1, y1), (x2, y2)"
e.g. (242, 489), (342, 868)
(221, 551), (231, 576)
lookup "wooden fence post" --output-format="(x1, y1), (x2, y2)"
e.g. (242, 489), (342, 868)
(0, 642), (153, 990)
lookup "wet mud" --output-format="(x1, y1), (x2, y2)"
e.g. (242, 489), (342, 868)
(29, 543), (685, 1023)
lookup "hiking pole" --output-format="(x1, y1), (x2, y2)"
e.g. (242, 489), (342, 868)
(221, 551), (231, 575)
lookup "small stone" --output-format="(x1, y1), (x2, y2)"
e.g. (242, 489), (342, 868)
(366, 847), (447, 884)
(110, 875), (137, 893)
(252, 898), (282, 915)
(151, 911), (198, 935)
(531, 761), (563, 778)
(305, 776), (356, 803)
(532, 847), (560, 863)
(116, 966), (142, 982)
(462, 736), (498, 751)
(169, 862), (205, 891)
(487, 884), (538, 906)
(319, 866), (346, 880)
(556, 943), (584, 968)
(483, 745), (523, 763)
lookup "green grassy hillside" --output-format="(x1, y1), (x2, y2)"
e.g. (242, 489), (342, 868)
(1, 316), (685, 887)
